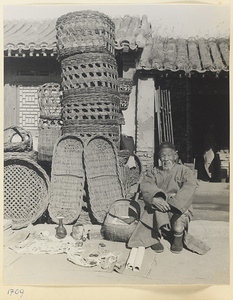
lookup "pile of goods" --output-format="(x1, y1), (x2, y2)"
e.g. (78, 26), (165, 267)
(56, 10), (121, 147)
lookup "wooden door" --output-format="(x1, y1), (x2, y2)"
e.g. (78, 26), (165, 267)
(154, 86), (174, 164)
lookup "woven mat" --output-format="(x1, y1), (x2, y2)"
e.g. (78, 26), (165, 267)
(49, 135), (85, 224)
(84, 136), (125, 224)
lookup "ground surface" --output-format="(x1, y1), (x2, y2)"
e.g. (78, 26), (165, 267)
(3, 181), (230, 285)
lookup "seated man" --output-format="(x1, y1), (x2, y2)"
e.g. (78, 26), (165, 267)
(128, 142), (197, 254)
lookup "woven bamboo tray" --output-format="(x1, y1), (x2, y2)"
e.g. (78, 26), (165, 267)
(56, 10), (115, 59)
(84, 136), (125, 223)
(62, 91), (120, 122)
(61, 52), (119, 92)
(38, 82), (62, 120)
(101, 199), (140, 242)
(4, 126), (33, 152)
(4, 154), (49, 229)
(49, 134), (85, 224)
(62, 122), (120, 147)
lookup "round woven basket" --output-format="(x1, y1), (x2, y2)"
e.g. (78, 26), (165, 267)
(61, 52), (119, 93)
(102, 199), (140, 242)
(38, 83), (62, 120)
(4, 126), (33, 152)
(4, 154), (50, 229)
(62, 91), (120, 122)
(56, 10), (115, 59)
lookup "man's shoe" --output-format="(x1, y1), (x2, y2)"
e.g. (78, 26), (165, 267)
(151, 242), (164, 253)
(170, 232), (183, 254)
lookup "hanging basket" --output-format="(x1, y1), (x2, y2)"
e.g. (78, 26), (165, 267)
(101, 199), (140, 242)
(56, 10), (115, 59)
(62, 91), (120, 122)
(120, 94), (130, 110)
(61, 52), (119, 93)
(118, 78), (133, 95)
(84, 136), (125, 223)
(38, 83), (62, 120)
(48, 135), (85, 224)
(4, 126), (33, 152)
(4, 154), (50, 229)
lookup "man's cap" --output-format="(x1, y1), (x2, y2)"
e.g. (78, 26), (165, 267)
(159, 142), (176, 152)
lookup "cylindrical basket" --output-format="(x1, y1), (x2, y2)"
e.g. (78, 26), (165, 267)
(4, 126), (33, 152)
(62, 121), (120, 147)
(38, 119), (62, 162)
(60, 52), (119, 93)
(38, 83), (62, 120)
(56, 10), (115, 59)
(62, 91), (120, 122)
(4, 154), (50, 229)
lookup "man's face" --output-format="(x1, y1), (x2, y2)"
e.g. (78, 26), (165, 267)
(159, 148), (177, 170)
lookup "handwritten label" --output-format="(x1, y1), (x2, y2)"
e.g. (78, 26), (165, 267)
(7, 289), (24, 297)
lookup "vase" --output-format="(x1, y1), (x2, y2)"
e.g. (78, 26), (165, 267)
(55, 217), (67, 239)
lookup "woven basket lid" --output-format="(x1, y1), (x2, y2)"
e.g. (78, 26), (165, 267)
(84, 136), (125, 223)
(4, 154), (49, 229)
(48, 134), (85, 224)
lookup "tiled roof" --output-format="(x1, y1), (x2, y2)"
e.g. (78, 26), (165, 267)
(137, 36), (229, 73)
(4, 17), (229, 73)
(4, 19), (58, 56)
(4, 16), (152, 56)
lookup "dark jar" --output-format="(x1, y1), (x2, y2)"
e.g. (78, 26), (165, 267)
(55, 217), (67, 239)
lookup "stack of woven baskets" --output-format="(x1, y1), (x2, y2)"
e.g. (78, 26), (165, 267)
(37, 83), (62, 161)
(56, 10), (121, 147)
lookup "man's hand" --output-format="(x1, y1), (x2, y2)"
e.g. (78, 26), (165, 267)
(151, 197), (171, 212)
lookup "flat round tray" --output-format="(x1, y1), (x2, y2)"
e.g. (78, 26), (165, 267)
(4, 154), (50, 229)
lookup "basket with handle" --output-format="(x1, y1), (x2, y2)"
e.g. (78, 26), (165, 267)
(48, 134), (85, 224)
(4, 126), (33, 152)
(84, 136), (125, 224)
(101, 199), (141, 242)
(4, 153), (50, 229)
(38, 82), (62, 120)
(56, 10), (115, 59)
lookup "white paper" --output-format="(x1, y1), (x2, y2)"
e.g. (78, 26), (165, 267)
(133, 246), (145, 272)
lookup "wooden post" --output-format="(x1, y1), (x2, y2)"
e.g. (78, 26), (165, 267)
(186, 78), (193, 162)
(136, 77), (155, 169)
